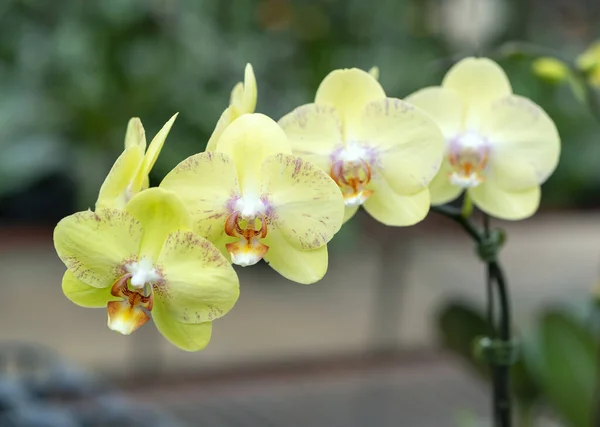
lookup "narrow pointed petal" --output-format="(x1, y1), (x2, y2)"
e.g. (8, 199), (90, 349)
(442, 57), (512, 129)
(261, 154), (344, 250)
(230, 82), (244, 109)
(205, 107), (234, 152)
(469, 183), (540, 220)
(215, 114), (292, 194)
(131, 113), (178, 191)
(54, 209), (143, 288)
(125, 188), (191, 261)
(359, 98), (444, 195)
(62, 270), (118, 308)
(363, 185), (430, 227)
(207, 64), (257, 153)
(95, 145), (144, 210)
(155, 230), (239, 323)
(481, 95), (560, 191)
(315, 68), (385, 139)
(235, 63), (257, 114)
(278, 103), (343, 172)
(160, 152), (241, 245)
(153, 302), (213, 352)
(368, 66), (379, 80)
(262, 230), (329, 284)
(428, 159), (464, 205)
(404, 87), (464, 138)
(124, 117), (146, 151)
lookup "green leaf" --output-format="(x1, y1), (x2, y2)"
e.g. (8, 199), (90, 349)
(536, 309), (598, 427)
(437, 301), (490, 379)
(438, 301), (543, 412)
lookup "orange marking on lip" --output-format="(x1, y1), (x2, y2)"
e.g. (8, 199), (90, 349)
(107, 274), (153, 335)
(330, 159), (374, 204)
(224, 212), (269, 265)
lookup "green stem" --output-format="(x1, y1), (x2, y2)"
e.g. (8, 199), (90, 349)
(432, 206), (513, 427)
(461, 193), (474, 219)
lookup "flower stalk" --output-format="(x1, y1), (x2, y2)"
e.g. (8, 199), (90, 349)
(432, 204), (514, 427)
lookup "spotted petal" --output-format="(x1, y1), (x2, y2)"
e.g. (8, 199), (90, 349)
(481, 95), (560, 191)
(215, 114), (292, 194)
(278, 103), (343, 172)
(54, 209), (143, 288)
(153, 302), (213, 352)
(62, 270), (118, 308)
(160, 152), (241, 250)
(155, 230), (239, 323)
(125, 188), (191, 262)
(261, 154), (344, 250)
(315, 68), (385, 139)
(262, 229), (329, 284)
(359, 98), (444, 195)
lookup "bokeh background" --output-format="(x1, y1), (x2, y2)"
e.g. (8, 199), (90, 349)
(0, 0), (599, 426)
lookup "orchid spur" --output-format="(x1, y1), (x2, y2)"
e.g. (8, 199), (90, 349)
(406, 57), (561, 220)
(54, 188), (239, 351)
(278, 68), (445, 226)
(161, 113), (345, 284)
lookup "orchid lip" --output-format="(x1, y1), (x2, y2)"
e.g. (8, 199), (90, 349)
(330, 158), (374, 206)
(224, 211), (269, 266)
(447, 131), (490, 189)
(106, 274), (154, 335)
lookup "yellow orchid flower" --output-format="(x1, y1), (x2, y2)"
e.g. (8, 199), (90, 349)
(54, 187), (239, 352)
(406, 57), (561, 220)
(205, 63), (257, 151)
(161, 113), (344, 284)
(96, 114), (178, 210)
(278, 68), (444, 226)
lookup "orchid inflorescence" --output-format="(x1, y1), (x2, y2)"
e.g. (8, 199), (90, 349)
(53, 58), (560, 352)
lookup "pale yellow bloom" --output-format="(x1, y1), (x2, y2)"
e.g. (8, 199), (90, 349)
(161, 113), (344, 284)
(406, 57), (561, 220)
(279, 68), (444, 226)
(96, 114), (178, 210)
(55, 188), (239, 351)
(205, 63), (257, 151)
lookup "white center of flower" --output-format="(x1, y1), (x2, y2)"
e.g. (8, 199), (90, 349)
(447, 131), (490, 189)
(339, 143), (367, 163)
(234, 195), (266, 220)
(229, 250), (264, 267)
(126, 257), (160, 288)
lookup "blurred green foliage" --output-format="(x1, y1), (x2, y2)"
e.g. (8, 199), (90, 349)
(0, 0), (599, 213)
(438, 300), (600, 426)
